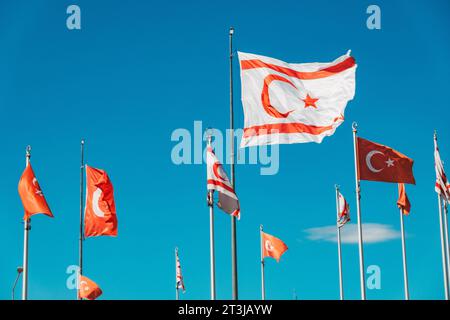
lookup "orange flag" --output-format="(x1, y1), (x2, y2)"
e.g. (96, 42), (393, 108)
(18, 164), (53, 220)
(262, 231), (288, 262)
(84, 165), (118, 238)
(397, 183), (411, 215)
(79, 275), (102, 300)
(357, 137), (415, 184)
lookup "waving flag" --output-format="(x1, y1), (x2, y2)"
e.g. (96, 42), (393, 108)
(357, 137), (415, 184)
(207, 147), (240, 219)
(175, 248), (185, 292)
(79, 275), (102, 300)
(397, 183), (411, 215)
(84, 165), (118, 238)
(238, 51), (356, 147)
(434, 137), (450, 202)
(262, 232), (288, 262)
(337, 191), (350, 227)
(18, 164), (53, 220)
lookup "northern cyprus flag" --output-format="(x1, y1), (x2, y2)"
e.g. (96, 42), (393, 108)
(238, 51), (357, 147)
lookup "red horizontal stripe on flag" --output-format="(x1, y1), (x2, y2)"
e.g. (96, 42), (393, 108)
(207, 179), (235, 194)
(240, 57), (356, 80)
(243, 122), (334, 138)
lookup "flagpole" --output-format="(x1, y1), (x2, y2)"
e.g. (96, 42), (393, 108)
(438, 194), (449, 300)
(22, 145), (31, 300)
(352, 122), (366, 300)
(260, 225), (265, 300)
(229, 26), (238, 301)
(78, 139), (85, 300)
(335, 185), (344, 300)
(208, 189), (216, 300)
(435, 131), (449, 300)
(442, 200), (450, 290)
(399, 208), (409, 300)
(175, 247), (179, 301)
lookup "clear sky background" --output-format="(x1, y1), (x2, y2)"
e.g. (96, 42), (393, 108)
(0, 0), (449, 300)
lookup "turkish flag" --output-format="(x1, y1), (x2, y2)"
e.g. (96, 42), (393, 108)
(84, 165), (118, 238)
(18, 164), (53, 220)
(357, 137), (415, 184)
(262, 231), (288, 262)
(79, 275), (102, 300)
(397, 183), (411, 215)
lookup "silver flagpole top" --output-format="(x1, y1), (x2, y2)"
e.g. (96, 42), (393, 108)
(352, 121), (358, 132)
(335, 184), (340, 191)
(81, 138), (85, 145)
(229, 27), (234, 35)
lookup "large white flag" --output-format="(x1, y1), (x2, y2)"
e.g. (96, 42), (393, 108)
(207, 147), (240, 219)
(238, 51), (357, 147)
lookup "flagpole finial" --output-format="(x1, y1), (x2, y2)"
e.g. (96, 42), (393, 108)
(335, 184), (340, 191)
(229, 27), (234, 35)
(81, 139), (85, 145)
(434, 130), (437, 140)
(352, 121), (358, 132)
(26, 145), (31, 156)
(206, 127), (213, 146)
(260, 224), (263, 231)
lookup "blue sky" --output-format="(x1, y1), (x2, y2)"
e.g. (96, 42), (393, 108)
(0, 0), (449, 300)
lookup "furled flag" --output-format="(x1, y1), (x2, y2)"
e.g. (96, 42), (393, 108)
(206, 147), (240, 219)
(434, 136), (450, 202)
(238, 51), (356, 147)
(397, 183), (411, 215)
(261, 231), (288, 262)
(84, 165), (118, 237)
(18, 163), (53, 220)
(175, 248), (185, 293)
(79, 275), (102, 300)
(337, 191), (350, 227)
(357, 137), (415, 184)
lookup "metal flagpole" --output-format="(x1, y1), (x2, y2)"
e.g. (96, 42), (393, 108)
(22, 145), (31, 300)
(435, 131), (449, 300)
(260, 225), (265, 300)
(399, 208), (409, 300)
(208, 189), (216, 300)
(438, 194), (449, 299)
(175, 247), (179, 301)
(78, 139), (85, 300)
(335, 185), (344, 300)
(352, 122), (366, 300)
(229, 26), (238, 300)
(442, 200), (450, 290)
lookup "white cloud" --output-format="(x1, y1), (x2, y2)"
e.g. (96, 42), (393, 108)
(304, 223), (401, 244)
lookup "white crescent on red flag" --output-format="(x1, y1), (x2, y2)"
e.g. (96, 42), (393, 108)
(238, 51), (357, 147)
(206, 147), (240, 219)
(84, 165), (118, 238)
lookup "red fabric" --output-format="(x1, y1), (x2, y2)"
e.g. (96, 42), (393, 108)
(18, 164), (53, 220)
(84, 165), (118, 238)
(397, 183), (411, 215)
(262, 232), (288, 262)
(357, 137), (415, 184)
(79, 275), (102, 300)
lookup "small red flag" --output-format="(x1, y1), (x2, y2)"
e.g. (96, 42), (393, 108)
(84, 165), (118, 238)
(357, 137), (415, 184)
(18, 164), (53, 220)
(79, 275), (102, 300)
(397, 183), (411, 215)
(262, 231), (288, 262)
